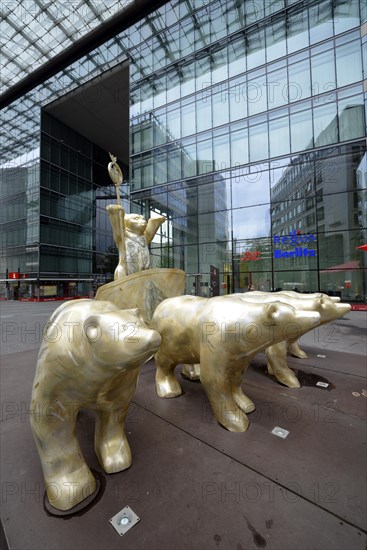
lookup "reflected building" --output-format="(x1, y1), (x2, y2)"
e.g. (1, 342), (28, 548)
(0, 0), (366, 303)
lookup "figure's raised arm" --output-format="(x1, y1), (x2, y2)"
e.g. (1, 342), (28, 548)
(144, 215), (166, 245)
(106, 205), (128, 278)
(106, 205), (126, 246)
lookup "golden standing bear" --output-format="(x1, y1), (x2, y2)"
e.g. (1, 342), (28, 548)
(30, 299), (161, 511)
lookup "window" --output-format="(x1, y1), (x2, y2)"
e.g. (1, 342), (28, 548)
(336, 41), (363, 87)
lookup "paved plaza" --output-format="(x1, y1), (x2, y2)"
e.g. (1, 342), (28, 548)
(1, 300), (366, 550)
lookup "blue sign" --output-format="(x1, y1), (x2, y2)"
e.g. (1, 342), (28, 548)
(273, 230), (316, 259)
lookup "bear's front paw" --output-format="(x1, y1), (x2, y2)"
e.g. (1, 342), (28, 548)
(156, 375), (183, 398)
(95, 437), (132, 474)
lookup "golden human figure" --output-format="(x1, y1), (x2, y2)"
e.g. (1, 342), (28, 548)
(106, 153), (166, 280)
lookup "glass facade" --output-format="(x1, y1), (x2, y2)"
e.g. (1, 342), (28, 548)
(1, 0), (366, 303)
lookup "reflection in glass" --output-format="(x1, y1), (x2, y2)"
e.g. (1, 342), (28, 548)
(287, 6), (309, 54)
(290, 110), (313, 152)
(231, 128), (249, 166)
(311, 49), (336, 96)
(309, 1), (333, 44)
(233, 205), (270, 239)
(338, 96), (365, 141)
(269, 116), (290, 157)
(288, 59), (311, 103)
(335, 41), (363, 88)
(249, 122), (268, 162)
(313, 102), (338, 147)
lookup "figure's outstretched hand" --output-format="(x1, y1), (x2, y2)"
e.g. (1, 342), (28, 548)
(145, 215), (166, 244)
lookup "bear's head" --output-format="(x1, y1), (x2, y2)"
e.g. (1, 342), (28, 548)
(318, 295), (351, 322)
(258, 301), (321, 345)
(83, 308), (161, 368)
(125, 213), (148, 235)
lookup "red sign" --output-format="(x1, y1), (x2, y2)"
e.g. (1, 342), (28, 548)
(9, 272), (19, 279)
(241, 251), (261, 261)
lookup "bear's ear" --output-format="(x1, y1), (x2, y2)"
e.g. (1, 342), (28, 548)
(266, 303), (279, 319)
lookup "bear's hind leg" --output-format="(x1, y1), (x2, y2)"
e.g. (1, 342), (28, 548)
(30, 405), (95, 511)
(155, 351), (182, 398)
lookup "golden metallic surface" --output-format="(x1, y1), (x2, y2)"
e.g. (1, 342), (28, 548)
(106, 205), (166, 280)
(181, 363), (201, 381)
(151, 295), (321, 432)
(30, 299), (161, 511)
(179, 292), (350, 390)
(241, 292), (351, 383)
(95, 268), (185, 321)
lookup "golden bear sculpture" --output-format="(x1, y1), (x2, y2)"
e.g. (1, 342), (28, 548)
(181, 292), (350, 388)
(151, 295), (320, 432)
(30, 299), (161, 511)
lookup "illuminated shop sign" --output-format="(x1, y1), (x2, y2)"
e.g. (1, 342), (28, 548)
(240, 251), (261, 261)
(273, 230), (316, 259)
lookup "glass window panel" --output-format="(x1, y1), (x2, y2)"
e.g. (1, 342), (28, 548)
(211, 44), (228, 84)
(309, 1), (333, 44)
(245, 0), (265, 24)
(196, 95), (212, 133)
(311, 50), (336, 96)
(154, 110), (167, 146)
(167, 147), (182, 182)
(248, 74), (267, 115)
(182, 142), (197, 177)
(249, 122), (269, 162)
(141, 153), (153, 187)
(229, 76), (247, 121)
(232, 167), (270, 207)
(264, 0), (284, 16)
(196, 56), (212, 92)
(269, 116), (290, 157)
(233, 205), (270, 239)
(290, 110), (314, 152)
(361, 0), (367, 23)
(267, 67), (288, 109)
(166, 108), (181, 141)
(213, 134), (230, 170)
(180, 19), (195, 58)
(247, 28), (266, 70)
(141, 124), (153, 151)
(288, 59), (311, 103)
(231, 128), (249, 166)
(338, 95), (365, 141)
(181, 102), (196, 137)
(212, 89), (230, 127)
(287, 6), (309, 54)
(166, 69), (181, 104)
(153, 74), (167, 109)
(197, 139), (213, 175)
(266, 19), (286, 62)
(228, 35), (247, 77)
(210, 5), (228, 41)
(140, 81), (153, 113)
(334, 0), (360, 34)
(313, 102), (338, 146)
(195, 9), (210, 49)
(336, 41), (363, 87)
(180, 60), (195, 97)
(226, 2), (245, 34)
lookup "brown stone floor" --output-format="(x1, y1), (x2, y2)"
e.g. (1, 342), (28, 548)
(1, 345), (366, 550)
